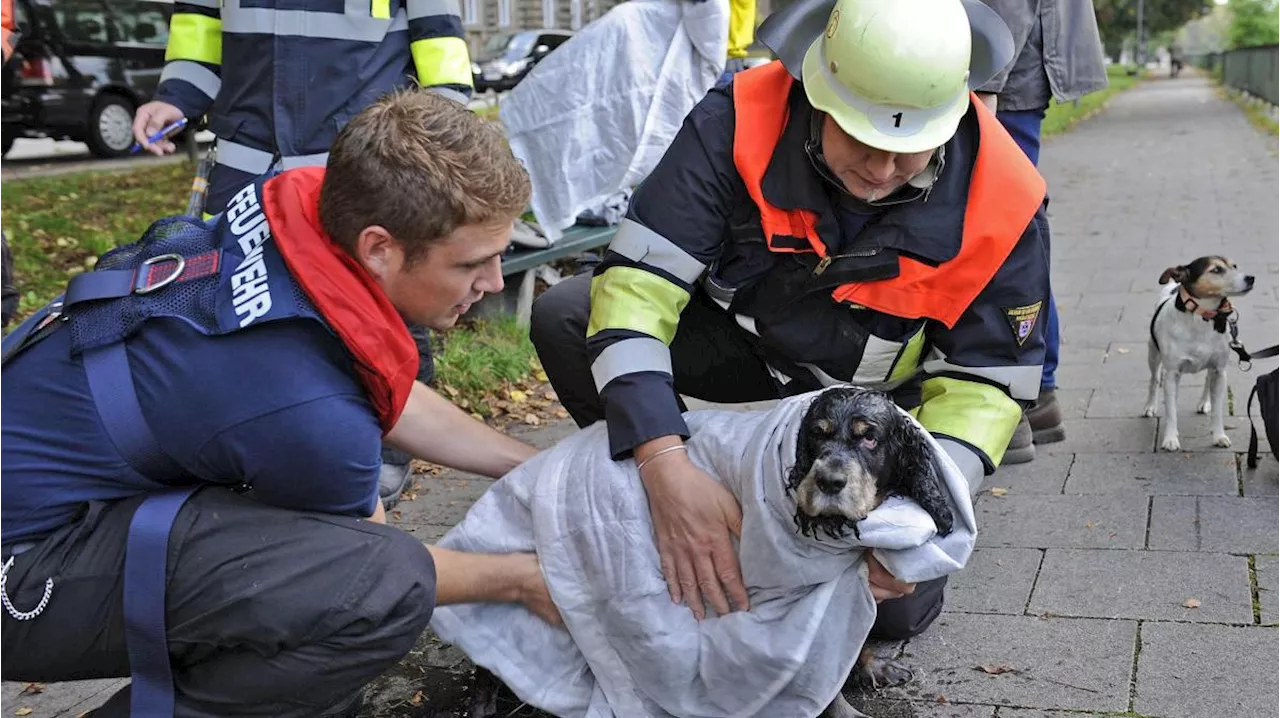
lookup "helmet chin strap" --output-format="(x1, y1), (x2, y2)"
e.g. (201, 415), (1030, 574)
(805, 109), (945, 208)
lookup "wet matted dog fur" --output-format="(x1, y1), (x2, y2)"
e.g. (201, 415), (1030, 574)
(1144, 255), (1255, 452)
(787, 387), (955, 718)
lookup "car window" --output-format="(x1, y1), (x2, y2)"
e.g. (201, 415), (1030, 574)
(109, 0), (169, 45)
(51, 0), (111, 44)
(540, 34), (570, 51)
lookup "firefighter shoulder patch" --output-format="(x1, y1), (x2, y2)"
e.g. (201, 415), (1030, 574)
(1004, 301), (1043, 346)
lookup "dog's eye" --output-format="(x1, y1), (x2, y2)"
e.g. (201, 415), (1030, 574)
(1211, 266), (1224, 274)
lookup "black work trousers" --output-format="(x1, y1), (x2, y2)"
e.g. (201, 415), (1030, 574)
(529, 271), (946, 641)
(0, 487), (437, 717)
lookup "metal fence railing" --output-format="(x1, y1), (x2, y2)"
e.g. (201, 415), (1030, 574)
(1190, 45), (1279, 106)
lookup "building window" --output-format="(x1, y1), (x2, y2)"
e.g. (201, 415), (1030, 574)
(498, 0), (511, 26)
(463, 0), (478, 25)
(542, 0), (555, 28)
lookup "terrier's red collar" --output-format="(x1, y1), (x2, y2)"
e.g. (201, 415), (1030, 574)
(1174, 285), (1232, 320)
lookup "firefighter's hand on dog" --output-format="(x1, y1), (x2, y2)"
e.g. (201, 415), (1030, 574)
(132, 101), (185, 156)
(866, 553), (915, 603)
(637, 441), (750, 621)
(513, 553), (565, 628)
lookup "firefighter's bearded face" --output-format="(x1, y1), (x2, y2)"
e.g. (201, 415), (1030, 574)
(819, 115), (936, 202)
(355, 219), (511, 331)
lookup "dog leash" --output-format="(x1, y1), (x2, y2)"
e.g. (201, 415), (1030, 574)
(1226, 313), (1278, 371)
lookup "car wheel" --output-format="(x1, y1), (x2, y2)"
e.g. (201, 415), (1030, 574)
(86, 94), (137, 158)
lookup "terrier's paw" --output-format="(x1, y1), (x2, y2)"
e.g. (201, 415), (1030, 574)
(1142, 406), (1158, 418)
(1160, 436), (1182, 452)
(1214, 434), (1232, 448)
(1197, 402), (1212, 415)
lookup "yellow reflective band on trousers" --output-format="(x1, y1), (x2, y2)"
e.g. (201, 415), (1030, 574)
(410, 36), (474, 88)
(915, 376), (1022, 466)
(887, 325), (927, 384)
(166, 13), (223, 65)
(372, 0), (392, 19)
(587, 267), (690, 345)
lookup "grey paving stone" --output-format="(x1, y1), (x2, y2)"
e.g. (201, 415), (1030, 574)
(1256, 554), (1278, 625)
(1063, 453), (1238, 496)
(974, 494), (1148, 549)
(999, 710), (1112, 718)
(845, 697), (997, 717)
(1147, 496), (1280, 553)
(1045, 419), (1157, 455)
(1135, 623), (1279, 718)
(1086, 386), (1242, 419)
(945, 548), (1043, 615)
(0, 679), (124, 718)
(1029, 549), (1253, 624)
(1147, 496), (1198, 551)
(1242, 456), (1279, 497)
(392, 475), (494, 527)
(1158, 414), (1272, 455)
(884, 614), (1136, 712)
(1198, 496), (1280, 553)
(990, 454), (1073, 495)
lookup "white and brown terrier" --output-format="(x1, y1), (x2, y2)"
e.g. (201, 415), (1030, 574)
(1143, 256), (1255, 451)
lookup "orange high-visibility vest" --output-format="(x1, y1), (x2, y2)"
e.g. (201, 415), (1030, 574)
(731, 61), (1047, 329)
(2, 0), (16, 64)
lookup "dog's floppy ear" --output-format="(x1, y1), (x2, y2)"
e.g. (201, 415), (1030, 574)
(885, 418), (955, 537)
(1159, 266), (1189, 285)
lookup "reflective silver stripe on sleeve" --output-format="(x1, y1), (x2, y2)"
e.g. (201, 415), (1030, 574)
(590, 337), (673, 393)
(214, 140), (275, 175)
(280, 152), (330, 170)
(851, 334), (904, 384)
(921, 349), (1043, 401)
(222, 5), (407, 40)
(608, 219), (706, 285)
(160, 60), (221, 100)
(407, 0), (463, 19)
(431, 86), (470, 105)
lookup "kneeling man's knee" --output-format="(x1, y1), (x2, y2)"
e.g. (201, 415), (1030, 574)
(868, 575), (947, 641)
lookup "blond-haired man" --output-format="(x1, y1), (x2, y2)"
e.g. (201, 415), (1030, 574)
(1, 90), (555, 718)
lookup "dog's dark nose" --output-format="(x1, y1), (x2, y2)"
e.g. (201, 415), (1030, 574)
(1246, 275), (1256, 287)
(815, 472), (845, 496)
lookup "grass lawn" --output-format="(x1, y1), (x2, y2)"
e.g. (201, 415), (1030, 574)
(1042, 65), (1142, 138)
(3, 162), (194, 319)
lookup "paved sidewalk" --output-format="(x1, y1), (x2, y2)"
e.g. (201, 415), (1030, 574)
(4, 74), (1276, 718)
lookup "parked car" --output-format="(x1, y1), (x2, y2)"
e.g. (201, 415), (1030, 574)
(2, 0), (173, 158)
(471, 29), (573, 93)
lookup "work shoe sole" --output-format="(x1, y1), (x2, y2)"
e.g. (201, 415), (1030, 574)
(379, 461), (414, 511)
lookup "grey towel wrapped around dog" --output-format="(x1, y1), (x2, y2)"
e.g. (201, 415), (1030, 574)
(430, 389), (977, 718)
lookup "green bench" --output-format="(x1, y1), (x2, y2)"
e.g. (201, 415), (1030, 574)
(485, 223), (619, 325)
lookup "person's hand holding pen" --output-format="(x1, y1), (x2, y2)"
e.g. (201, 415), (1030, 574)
(131, 101), (187, 155)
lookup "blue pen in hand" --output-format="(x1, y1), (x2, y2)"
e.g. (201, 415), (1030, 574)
(130, 117), (189, 154)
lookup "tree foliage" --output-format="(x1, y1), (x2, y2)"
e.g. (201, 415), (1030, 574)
(1226, 0), (1279, 49)
(1094, 0), (1214, 60)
